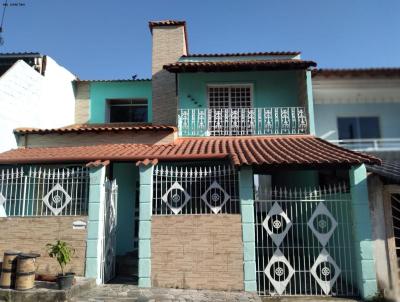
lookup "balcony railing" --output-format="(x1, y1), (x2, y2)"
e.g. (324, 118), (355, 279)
(329, 138), (400, 152)
(178, 107), (308, 137)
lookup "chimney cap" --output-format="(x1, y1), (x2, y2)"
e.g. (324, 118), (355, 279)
(149, 20), (186, 32)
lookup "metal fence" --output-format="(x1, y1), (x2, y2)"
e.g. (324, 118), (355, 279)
(254, 184), (358, 296)
(178, 107), (308, 137)
(0, 166), (90, 217)
(152, 164), (239, 215)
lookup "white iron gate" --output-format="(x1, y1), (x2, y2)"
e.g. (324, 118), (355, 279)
(255, 185), (358, 296)
(100, 179), (118, 283)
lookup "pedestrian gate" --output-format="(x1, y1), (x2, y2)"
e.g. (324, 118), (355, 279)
(254, 185), (358, 296)
(100, 179), (118, 283)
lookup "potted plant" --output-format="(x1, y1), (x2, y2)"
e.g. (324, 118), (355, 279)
(46, 240), (75, 290)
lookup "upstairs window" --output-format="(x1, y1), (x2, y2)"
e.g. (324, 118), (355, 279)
(337, 117), (380, 140)
(208, 85), (252, 108)
(108, 99), (148, 123)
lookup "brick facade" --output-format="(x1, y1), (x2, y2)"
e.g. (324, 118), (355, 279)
(17, 131), (176, 148)
(0, 216), (87, 276)
(152, 215), (244, 291)
(74, 82), (90, 124)
(151, 25), (187, 125)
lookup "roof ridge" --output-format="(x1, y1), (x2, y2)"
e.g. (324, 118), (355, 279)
(183, 51), (301, 57)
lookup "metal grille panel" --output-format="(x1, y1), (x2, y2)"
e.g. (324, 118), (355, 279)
(255, 185), (358, 296)
(153, 164), (239, 215)
(390, 193), (400, 288)
(0, 166), (89, 217)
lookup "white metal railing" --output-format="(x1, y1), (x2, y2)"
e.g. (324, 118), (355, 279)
(329, 138), (400, 152)
(178, 107), (308, 136)
(0, 166), (89, 217)
(255, 184), (358, 296)
(153, 164), (239, 215)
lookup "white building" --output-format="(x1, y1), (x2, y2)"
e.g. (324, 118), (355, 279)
(0, 52), (76, 152)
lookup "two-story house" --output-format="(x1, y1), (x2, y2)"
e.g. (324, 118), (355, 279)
(0, 52), (77, 152)
(0, 21), (382, 300)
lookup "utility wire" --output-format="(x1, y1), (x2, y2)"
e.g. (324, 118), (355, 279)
(0, 0), (8, 32)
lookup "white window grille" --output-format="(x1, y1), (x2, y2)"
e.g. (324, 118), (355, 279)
(208, 85), (253, 136)
(0, 166), (89, 217)
(254, 184), (358, 296)
(153, 164), (239, 215)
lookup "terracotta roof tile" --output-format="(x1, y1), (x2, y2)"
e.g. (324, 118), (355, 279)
(149, 20), (186, 29)
(164, 60), (317, 73)
(14, 123), (177, 135)
(182, 52), (301, 57)
(313, 68), (400, 78)
(0, 136), (380, 167)
(75, 79), (151, 83)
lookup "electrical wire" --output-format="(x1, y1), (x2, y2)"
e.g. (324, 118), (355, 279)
(0, 0), (8, 32)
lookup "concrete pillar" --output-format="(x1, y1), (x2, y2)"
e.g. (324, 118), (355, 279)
(239, 166), (257, 292)
(350, 164), (378, 299)
(306, 70), (316, 135)
(85, 165), (106, 284)
(138, 163), (154, 287)
(368, 175), (391, 294)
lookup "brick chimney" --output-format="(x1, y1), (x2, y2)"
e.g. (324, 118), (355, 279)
(150, 20), (188, 125)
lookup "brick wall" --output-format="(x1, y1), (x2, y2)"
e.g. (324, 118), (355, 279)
(0, 216), (87, 276)
(151, 25), (187, 125)
(75, 82), (90, 124)
(18, 131), (177, 148)
(152, 215), (244, 291)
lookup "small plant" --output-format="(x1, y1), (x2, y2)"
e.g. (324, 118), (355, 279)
(46, 240), (75, 276)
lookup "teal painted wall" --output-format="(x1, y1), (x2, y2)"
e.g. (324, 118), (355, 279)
(178, 71), (301, 109)
(349, 165), (378, 299)
(89, 81), (152, 123)
(113, 163), (138, 256)
(274, 170), (319, 188)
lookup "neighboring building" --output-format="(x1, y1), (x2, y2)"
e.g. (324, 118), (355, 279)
(0, 52), (76, 152)
(313, 68), (400, 160)
(0, 21), (386, 301)
(74, 79), (152, 124)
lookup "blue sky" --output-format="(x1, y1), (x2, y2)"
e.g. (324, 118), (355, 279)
(1, 0), (399, 79)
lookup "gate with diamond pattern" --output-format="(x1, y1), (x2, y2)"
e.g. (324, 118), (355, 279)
(254, 185), (359, 296)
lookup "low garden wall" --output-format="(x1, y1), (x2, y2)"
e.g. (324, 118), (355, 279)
(151, 214), (244, 290)
(0, 216), (87, 276)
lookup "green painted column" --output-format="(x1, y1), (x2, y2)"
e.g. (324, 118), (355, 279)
(349, 164), (378, 299)
(306, 70), (316, 135)
(85, 165), (106, 284)
(138, 163), (154, 288)
(239, 165), (257, 292)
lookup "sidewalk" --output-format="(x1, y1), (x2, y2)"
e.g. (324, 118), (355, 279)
(71, 284), (261, 302)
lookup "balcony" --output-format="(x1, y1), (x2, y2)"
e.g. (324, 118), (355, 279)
(178, 107), (308, 137)
(329, 138), (400, 152)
